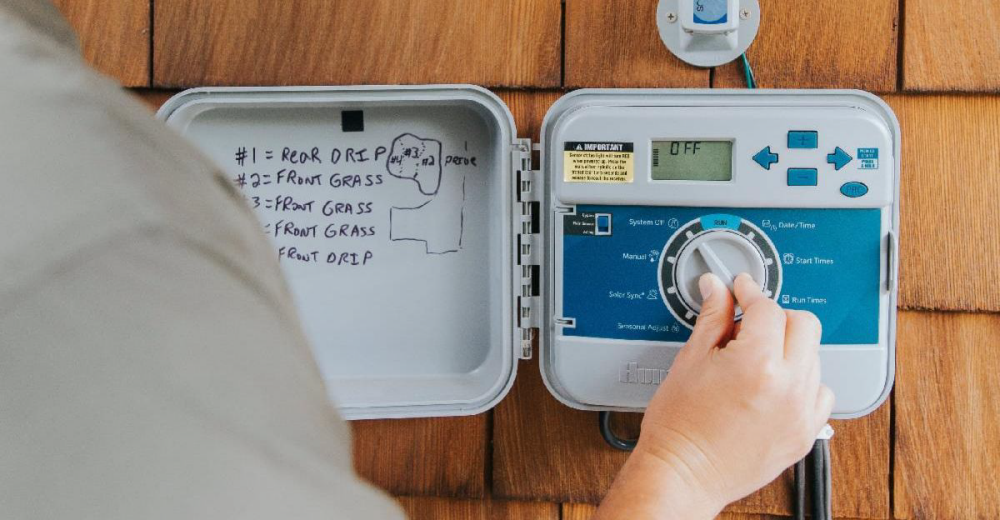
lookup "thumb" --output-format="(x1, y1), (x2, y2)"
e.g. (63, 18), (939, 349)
(686, 273), (735, 353)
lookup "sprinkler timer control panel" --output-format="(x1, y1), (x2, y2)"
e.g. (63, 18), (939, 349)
(542, 90), (899, 418)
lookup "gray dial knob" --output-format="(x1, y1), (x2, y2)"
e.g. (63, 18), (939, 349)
(659, 215), (781, 329)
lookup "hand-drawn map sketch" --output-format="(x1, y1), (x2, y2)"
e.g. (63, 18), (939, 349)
(387, 133), (465, 254)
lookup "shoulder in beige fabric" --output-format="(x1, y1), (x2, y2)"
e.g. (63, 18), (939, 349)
(0, 2), (404, 518)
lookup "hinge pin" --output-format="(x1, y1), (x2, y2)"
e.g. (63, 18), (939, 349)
(520, 329), (534, 359)
(515, 138), (539, 362)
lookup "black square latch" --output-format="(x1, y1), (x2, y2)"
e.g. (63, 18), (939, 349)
(341, 110), (364, 132)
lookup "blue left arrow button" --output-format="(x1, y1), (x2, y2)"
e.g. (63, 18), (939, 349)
(827, 146), (853, 170)
(753, 146), (779, 170)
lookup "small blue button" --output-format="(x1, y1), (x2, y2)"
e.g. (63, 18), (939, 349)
(840, 182), (869, 198)
(752, 146), (779, 170)
(787, 168), (818, 186)
(595, 214), (611, 235)
(788, 131), (818, 149)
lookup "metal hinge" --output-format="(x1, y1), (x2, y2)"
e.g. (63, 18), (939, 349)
(514, 139), (540, 360)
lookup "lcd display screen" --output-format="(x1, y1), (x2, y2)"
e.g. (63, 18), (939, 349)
(651, 140), (733, 181)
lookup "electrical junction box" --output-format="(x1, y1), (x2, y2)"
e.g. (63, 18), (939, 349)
(657, 0), (761, 67)
(158, 87), (899, 420)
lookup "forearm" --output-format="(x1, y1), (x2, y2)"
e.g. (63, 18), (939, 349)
(594, 444), (724, 520)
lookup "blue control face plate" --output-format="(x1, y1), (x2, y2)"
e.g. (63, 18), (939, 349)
(562, 206), (882, 344)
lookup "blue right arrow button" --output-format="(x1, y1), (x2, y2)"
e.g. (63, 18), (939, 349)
(753, 146), (779, 170)
(827, 146), (853, 170)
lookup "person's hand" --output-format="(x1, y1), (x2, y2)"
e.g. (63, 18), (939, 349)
(596, 272), (833, 519)
(642, 272), (833, 510)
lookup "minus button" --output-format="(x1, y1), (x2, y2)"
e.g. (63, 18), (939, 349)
(787, 168), (818, 186)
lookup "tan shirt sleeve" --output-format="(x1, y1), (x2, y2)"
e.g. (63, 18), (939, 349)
(0, 3), (405, 518)
(0, 232), (405, 520)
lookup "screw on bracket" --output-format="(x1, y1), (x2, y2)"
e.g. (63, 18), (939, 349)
(666, 11), (677, 23)
(740, 8), (752, 19)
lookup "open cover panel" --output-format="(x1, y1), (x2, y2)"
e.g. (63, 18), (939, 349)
(158, 86), (520, 419)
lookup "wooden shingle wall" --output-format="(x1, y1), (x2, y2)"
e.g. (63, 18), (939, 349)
(52, 0), (1000, 517)
(51, 0), (150, 86)
(152, 0), (562, 87)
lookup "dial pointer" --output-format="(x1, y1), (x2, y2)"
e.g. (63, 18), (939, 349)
(696, 242), (735, 290)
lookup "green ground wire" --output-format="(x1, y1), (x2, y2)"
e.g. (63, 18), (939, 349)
(741, 53), (757, 89)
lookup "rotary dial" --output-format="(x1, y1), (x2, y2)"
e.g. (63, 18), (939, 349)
(658, 215), (782, 329)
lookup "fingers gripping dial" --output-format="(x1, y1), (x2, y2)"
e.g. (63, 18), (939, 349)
(658, 215), (782, 329)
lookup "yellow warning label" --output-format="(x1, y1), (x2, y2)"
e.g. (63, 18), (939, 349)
(563, 142), (634, 183)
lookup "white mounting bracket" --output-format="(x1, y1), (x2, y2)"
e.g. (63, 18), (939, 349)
(656, 0), (761, 68)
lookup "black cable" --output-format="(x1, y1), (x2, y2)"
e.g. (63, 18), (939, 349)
(793, 436), (833, 520)
(598, 411), (638, 451)
(793, 458), (806, 520)
(810, 440), (826, 520)
(822, 439), (833, 520)
(797, 439), (833, 520)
